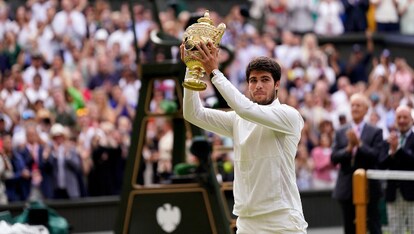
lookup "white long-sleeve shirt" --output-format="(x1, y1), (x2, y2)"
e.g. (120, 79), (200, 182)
(183, 70), (305, 217)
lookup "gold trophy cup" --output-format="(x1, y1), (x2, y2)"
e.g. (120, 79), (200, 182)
(182, 10), (226, 91)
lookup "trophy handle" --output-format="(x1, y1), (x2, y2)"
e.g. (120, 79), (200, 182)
(184, 37), (196, 51)
(214, 23), (226, 46)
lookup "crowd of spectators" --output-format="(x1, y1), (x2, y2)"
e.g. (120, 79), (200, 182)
(0, 0), (413, 204)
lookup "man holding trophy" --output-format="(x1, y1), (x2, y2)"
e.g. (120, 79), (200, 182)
(181, 11), (308, 234)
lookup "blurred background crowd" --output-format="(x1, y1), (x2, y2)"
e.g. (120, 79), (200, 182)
(0, 0), (413, 204)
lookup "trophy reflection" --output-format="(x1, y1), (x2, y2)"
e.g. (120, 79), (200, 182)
(182, 10), (226, 91)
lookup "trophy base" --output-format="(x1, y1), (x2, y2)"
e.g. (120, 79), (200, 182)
(182, 78), (207, 91)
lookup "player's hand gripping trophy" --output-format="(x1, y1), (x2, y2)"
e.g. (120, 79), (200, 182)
(182, 10), (226, 91)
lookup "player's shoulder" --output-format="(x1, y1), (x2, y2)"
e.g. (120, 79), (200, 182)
(280, 103), (301, 115)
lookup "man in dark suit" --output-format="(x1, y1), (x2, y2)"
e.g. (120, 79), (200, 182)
(18, 124), (54, 199)
(379, 105), (414, 234)
(48, 123), (83, 199)
(331, 93), (384, 234)
(3, 134), (31, 202)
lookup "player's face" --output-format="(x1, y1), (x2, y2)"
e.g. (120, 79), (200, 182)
(247, 70), (278, 105)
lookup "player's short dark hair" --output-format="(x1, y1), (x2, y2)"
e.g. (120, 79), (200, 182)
(245, 56), (281, 83)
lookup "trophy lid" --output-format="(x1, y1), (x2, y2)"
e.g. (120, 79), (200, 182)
(197, 10), (213, 25)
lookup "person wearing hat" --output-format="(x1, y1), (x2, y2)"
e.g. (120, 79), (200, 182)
(93, 28), (109, 55)
(94, 28), (109, 41)
(46, 123), (82, 199)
